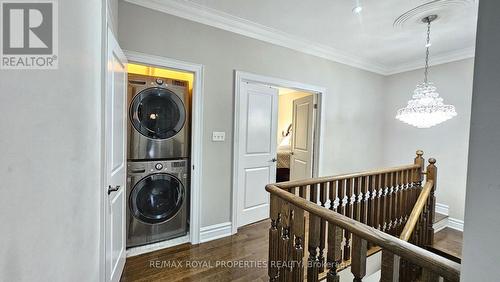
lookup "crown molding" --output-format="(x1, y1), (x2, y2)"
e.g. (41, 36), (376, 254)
(124, 0), (475, 76)
(124, 0), (390, 74)
(385, 47), (476, 75)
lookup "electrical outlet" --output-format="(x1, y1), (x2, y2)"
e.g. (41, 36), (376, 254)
(212, 131), (225, 142)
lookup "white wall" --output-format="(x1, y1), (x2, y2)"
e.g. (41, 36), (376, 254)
(382, 59), (474, 221)
(118, 2), (387, 228)
(0, 1), (103, 281)
(461, 0), (500, 280)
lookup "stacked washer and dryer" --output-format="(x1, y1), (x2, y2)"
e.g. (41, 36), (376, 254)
(126, 74), (190, 248)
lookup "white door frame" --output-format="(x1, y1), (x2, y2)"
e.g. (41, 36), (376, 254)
(232, 71), (326, 234)
(123, 50), (204, 244)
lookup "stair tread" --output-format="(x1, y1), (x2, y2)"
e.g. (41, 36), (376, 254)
(430, 227), (462, 261)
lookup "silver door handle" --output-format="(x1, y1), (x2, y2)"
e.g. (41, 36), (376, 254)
(270, 158), (277, 162)
(108, 185), (121, 195)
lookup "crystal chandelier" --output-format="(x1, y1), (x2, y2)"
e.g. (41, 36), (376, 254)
(396, 15), (457, 128)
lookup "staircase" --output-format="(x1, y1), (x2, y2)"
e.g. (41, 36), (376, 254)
(265, 150), (461, 281)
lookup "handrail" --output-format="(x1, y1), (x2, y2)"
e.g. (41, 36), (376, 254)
(276, 163), (421, 188)
(266, 183), (461, 281)
(400, 180), (434, 241)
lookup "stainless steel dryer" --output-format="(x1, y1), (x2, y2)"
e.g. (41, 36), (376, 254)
(128, 73), (190, 160)
(127, 159), (189, 248)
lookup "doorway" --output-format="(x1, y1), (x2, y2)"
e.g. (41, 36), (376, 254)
(124, 51), (204, 246)
(276, 88), (315, 182)
(232, 71), (325, 233)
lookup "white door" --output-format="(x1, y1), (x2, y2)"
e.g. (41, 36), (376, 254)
(104, 29), (127, 282)
(290, 95), (315, 181)
(237, 82), (278, 228)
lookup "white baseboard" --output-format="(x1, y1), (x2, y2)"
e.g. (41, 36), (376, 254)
(126, 234), (190, 257)
(433, 217), (448, 233)
(447, 218), (464, 231)
(200, 222), (232, 243)
(435, 203), (449, 216)
(434, 202), (464, 232)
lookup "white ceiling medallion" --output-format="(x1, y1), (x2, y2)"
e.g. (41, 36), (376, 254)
(393, 0), (476, 28)
(396, 15), (457, 128)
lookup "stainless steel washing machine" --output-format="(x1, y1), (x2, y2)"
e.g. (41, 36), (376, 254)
(127, 159), (189, 248)
(128, 73), (190, 160)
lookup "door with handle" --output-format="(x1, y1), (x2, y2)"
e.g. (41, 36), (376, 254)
(104, 28), (127, 282)
(236, 82), (278, 228)
(290, 95), (315, 181)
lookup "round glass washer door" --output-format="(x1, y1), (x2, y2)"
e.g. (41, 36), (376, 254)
(130, 173), (185, 224)
(130, 87), (186, 140)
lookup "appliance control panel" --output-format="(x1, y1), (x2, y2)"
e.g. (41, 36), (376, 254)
(128, 160), (188, 174)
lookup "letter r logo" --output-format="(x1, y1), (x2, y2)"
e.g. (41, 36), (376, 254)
(2, 2), (53, 55)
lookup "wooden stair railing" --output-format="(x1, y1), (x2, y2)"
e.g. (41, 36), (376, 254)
(266, 151), (460, 282)
(382, 158), (439, 282)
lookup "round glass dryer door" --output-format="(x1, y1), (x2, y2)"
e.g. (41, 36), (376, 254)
(130, 173), (185, 224)
(130, 87), (186, 140)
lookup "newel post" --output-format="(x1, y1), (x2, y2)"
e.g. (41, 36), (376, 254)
(425, 158), (437, 246)
(414, 150), (425, 183)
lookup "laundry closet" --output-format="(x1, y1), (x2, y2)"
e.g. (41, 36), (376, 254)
(125, 64), (193, 249)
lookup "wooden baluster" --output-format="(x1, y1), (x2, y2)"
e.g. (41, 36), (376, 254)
(353, 177), (361, 224)
(374, 174), (381, 231)
(290, 204), (305, 282)
(379, 173), (388, 233)
(299, 185), (307, 249)
(351, 235), (367, 282)
(366, 175), (375, 249)
(343, 178), (353, 261)
(391, 171), (398, 236)
(336, 179), (345, 216)
(268, 194), (281, 281)
(380, 250), (400, 282)
(426, 158), (437, 246)
(279, 198), (291, 281)
(401, 170), (411, 228)
(395, 171), (401, 235)
(299, 185), (307, 199)
(307, 184), (320, 282)
(318, 182), (327, 273)
(336, 179), (345, 260)
(326, 223), (342, 282)
(388, 172), (395, 235)
(397, 170), (404, 235)
(421, 202), (429, 247)
(360, 176), (368, 225)
(398, 170), (410, 281)
(329, 181), (337, 212)
(367, 175), (375, 228)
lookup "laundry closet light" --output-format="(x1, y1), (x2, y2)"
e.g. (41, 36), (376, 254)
(396, 15), (457, 128)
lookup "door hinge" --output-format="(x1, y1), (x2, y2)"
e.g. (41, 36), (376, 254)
(192, 165), (195, 170)
(314, 104), (318, 109)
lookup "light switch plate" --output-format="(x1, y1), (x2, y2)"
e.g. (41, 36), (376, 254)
(212, 131), (226, 142)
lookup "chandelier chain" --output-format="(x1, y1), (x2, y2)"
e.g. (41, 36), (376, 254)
(424, 20), (431, 83)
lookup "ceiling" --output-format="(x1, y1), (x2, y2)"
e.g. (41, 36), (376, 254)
(126, 0), (479, 75)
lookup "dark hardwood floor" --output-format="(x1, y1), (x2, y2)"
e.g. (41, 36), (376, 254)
(121, 220), (270, 282)
(121, 221), (463, 281)
(432, 227), (463, 260)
